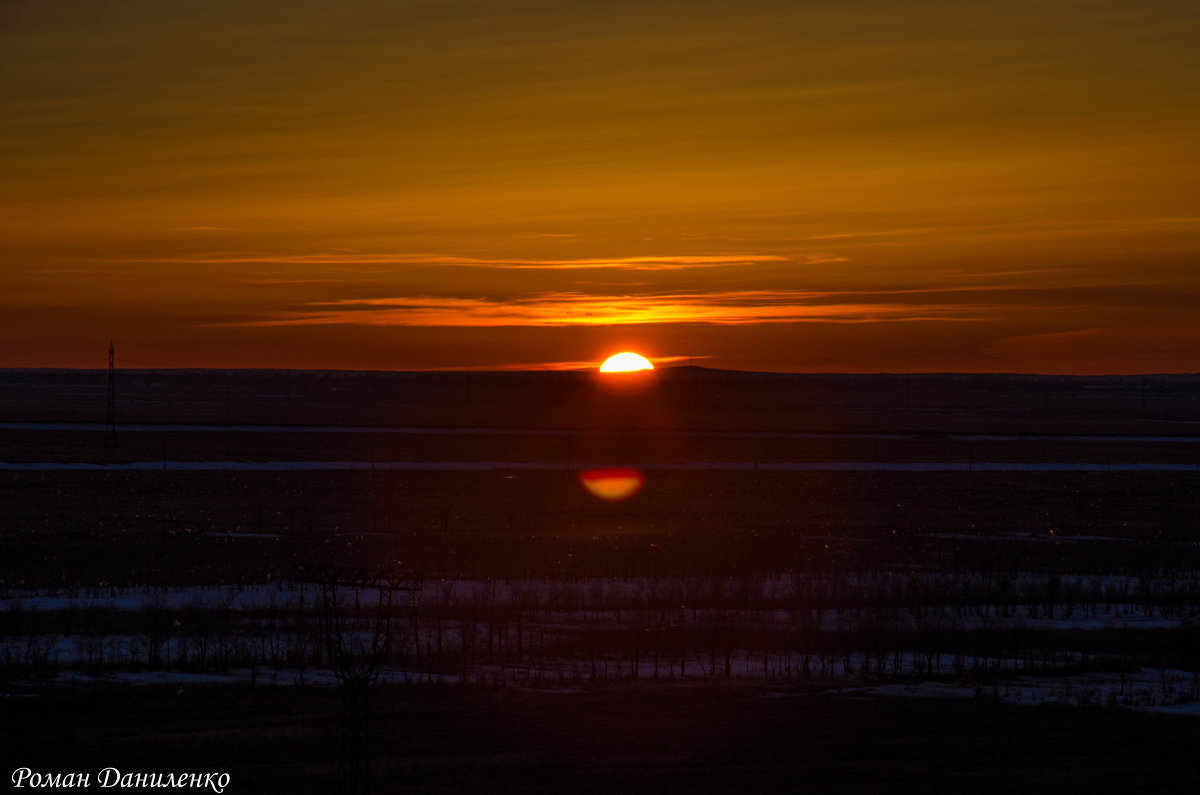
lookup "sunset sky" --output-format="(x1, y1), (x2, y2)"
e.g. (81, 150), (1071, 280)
(3, 0), (1198, 373)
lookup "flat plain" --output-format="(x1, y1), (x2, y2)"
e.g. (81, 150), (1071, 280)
(2, 368), (1199, 792)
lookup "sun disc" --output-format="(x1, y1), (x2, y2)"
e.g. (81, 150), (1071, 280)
(600, 352), (654, 373)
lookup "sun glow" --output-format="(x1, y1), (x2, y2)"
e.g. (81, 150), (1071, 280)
(599, 352), (654, 372)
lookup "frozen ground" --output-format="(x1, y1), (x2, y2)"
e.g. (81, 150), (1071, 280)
(5, 576), (1197, 717)
(7, 422), (1200, 445)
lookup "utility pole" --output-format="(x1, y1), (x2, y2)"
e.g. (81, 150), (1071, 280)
(104, 341), (118, 448)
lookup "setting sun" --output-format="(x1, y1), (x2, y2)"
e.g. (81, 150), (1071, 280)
(599, 352), (654, 373)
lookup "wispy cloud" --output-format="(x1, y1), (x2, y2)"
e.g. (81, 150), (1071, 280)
(430, 354), (707, 371)
(104, 252), (795, 271)
(233, 277), (344, 284)
(220, 289), (991, 328)
(984, 325), (1199, 366)
(805, 217), (1200, 247)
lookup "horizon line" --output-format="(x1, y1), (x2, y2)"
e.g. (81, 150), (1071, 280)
(1, 365), (1198, 379)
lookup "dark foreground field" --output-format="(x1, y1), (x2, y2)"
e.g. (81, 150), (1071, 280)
(7, 681), (1199, 794)
(3, 368), (1199, 584)
(3, 368), (1199, 792)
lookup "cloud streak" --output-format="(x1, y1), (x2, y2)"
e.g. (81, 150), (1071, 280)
(222, 289), (991, 328)
(425, 354), (707, 371)
(105, 252), (800, 271)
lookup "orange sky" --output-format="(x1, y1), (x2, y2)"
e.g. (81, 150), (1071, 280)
(3, 0), (1199, 373)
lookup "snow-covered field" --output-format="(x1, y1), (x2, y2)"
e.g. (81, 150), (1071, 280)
(4, 574), (1198, 716)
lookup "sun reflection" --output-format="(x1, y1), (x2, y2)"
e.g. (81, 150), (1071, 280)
(579, 467), (645, 501)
